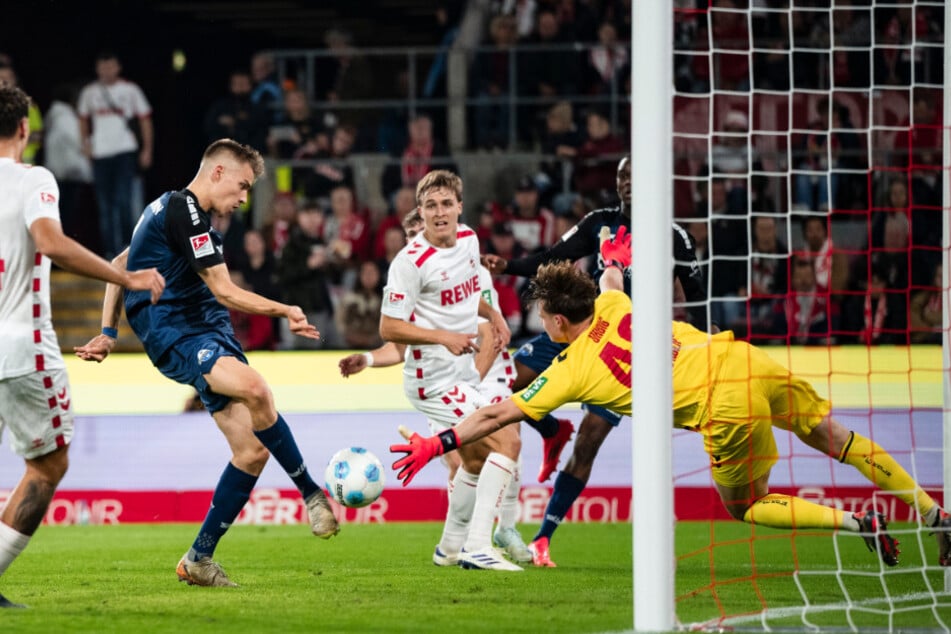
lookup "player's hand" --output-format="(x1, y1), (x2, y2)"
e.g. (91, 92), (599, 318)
(390, 429), (443, 486)
(339, 354), (367, 378)
(601, 225), (631, 269)
(125, 268), (165, 304)
(74, 334), (116, 363)
(481, 254), (508, 275)
(489, 311), (511, 351)
(287, 305), (320, 339)
(440, 331), (479, 356)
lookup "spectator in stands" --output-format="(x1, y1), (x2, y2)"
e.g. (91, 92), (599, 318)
(210, 210), (248, 272)
(846, 212), (910, 345)
(708, 178), (749, 333)
(507, 175), (557, 253)
(301, 124), (357, 201)
(260, 193), (297, 258)
(44, 82), (94, 246)
(78, 51), (154, 259)
(376, 225), (406, 286)
(336, 260), (385, 350)
(538, 101), (583, 210)
(380, 113), (456, 203)
(0, 58), (42, 164)
(266, 88), (327, 161)
(909, 263), (942, 344)
(784, 254), (831, 345)
(227, 271), (278, 352)
(372, 185), (416, 260)
(485, 221), (527, 338)
(799, 215), (847, 332)
(873, 14), (911, 86)
(711, 0), (750, 91)
(249, 51), (283, 125)
(239, 228), (282, 346)
(517, 9), (578, 142)
(321, 28), (376, 138)
(584, 20), (629, 95)
(553, 0), (600, 42)
(747, 215), (788, 340)
(276, 201), (344, 350)
(568, 109), (624, 200)
(322, 184), (371, 288)
(470, 14), (519, 149)
(203, 69), (268, 149)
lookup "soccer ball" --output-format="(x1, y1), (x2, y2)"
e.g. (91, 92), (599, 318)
(324, 447), (385, 508)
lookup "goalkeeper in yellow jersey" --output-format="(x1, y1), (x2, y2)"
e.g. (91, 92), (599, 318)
(391, 229), (951, 568)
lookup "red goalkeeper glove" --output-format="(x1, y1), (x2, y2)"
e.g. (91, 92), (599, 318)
(390, 428), (460, 486)
(600, 225), (631, 270)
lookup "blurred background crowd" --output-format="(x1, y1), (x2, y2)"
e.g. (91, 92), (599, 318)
(2, 0), (945, 351)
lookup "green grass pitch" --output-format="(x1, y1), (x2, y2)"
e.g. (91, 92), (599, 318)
(1, 521), (948, 633)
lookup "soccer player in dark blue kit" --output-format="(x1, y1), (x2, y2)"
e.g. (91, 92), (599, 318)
(484, 155), (709, 566)
(76, 139), (339, 587)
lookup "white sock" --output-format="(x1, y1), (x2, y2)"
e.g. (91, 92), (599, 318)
(497, 456), (522, 531)
(0, 521), (31, 577)
(438, 469), (478, 555)
(464, 452), (516, 551)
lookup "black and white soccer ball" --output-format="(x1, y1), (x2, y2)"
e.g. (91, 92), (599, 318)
(324, 447), (385, 508)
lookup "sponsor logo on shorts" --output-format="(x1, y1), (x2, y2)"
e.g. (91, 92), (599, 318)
(197, 349), (214, 364)
(190, 233), (214, 258)
(519, 376), (547, 402)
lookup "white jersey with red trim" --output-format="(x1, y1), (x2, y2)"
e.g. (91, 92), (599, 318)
(0, 159), (65, 379)
(381, 224), (483, 398)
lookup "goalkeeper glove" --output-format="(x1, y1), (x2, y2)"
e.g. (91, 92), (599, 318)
(600, 225), (631, 270)
(390, 428), (460, 486)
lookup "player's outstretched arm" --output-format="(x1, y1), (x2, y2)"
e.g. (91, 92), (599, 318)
(339, 342), (406, 377)
(379, 314), (478, 356)
(199, 263), (319, 339)
(74, 249), (165, 362)
(31, 220), (165, 302)
(390, 399), (524, 485)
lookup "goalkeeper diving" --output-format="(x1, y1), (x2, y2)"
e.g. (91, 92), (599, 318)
(391, 228), (951, 567)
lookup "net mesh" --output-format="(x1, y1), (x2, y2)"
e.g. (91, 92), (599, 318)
(670, 1), (949, 630)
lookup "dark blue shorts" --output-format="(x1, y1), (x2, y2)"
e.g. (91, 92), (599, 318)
(513, 333), (623, 427)
(154, 332), (248, 414)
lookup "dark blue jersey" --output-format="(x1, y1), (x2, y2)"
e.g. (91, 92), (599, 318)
(504, 206), (710, 328)
(124, 189), (233, 362)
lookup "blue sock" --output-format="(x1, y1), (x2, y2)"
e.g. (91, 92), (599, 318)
(189, 463), (257, 560)
(534, 472), (585, 542)
(524, 413), (559, 438)
(253, 414), (319, 499)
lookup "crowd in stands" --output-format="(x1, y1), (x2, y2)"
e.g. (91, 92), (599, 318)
(2, 0), (945, 352)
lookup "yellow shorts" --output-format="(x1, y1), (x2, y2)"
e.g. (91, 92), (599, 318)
(698, 341), (831, 487)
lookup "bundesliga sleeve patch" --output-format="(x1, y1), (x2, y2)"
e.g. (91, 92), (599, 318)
(385, 291), (406, 308)
(190, 232), (214, 258)
(40, 192), (57, 205)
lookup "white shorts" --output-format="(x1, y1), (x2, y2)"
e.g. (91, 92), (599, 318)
(0, 369), (74, 459)
(407, 380), (487, 434)
(477, 377), (513, 406)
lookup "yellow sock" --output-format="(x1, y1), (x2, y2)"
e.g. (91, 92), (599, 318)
(838, 431), (937, 517)
(742, 493), (847, 530)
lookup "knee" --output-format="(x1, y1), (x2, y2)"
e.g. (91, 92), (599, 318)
(31, 447), (69, 487)
(235, 444), (270, 473)
(240, 378), (275, 416)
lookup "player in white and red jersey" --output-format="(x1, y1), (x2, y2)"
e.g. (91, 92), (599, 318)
(380, 170), (522, 571)
(0, 84), (164, 608)
(339, 210), (532, 564)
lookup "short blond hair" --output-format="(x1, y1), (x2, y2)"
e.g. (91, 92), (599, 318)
(416, 170), (462, 205)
